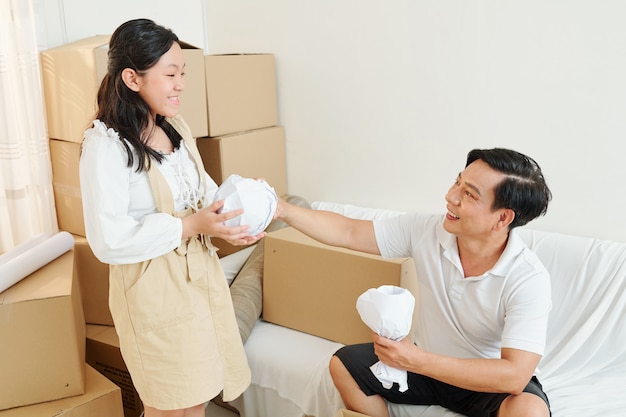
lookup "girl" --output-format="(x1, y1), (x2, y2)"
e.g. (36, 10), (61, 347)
(80, 18), (257, 417)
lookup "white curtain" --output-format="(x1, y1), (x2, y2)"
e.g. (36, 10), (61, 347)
(0, 0), (57, 253)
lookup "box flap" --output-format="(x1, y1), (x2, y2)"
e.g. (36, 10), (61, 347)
(86, 324), (120, 347)
(0, 365), (122, 417)
(42, 35), (111, 53)
(44, 36), (194, 53)
(267, 227), (408, 263)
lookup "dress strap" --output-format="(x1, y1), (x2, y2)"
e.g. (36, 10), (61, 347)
(146, 115), (206, 215)
(146, 157), (175, 215)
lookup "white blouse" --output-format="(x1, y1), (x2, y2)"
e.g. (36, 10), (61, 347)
(79, 120), (218, 265)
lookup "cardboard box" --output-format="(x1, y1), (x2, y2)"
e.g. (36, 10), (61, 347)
(197, 126), (287, 195)
(0, 251), (86, 410)
(86, 325), (143, 417)
(205, 54), (278, 137)
(41, 37), (207, 142)
(50, 139), (84, 236)
(197, 126), (287, 257)
(209, 237), (248, 258)
(262, 227), (417, 345)
(74, 237), (112, 325)
(0, 365), (124, 417)
(177, 42), (209, 137)
(41, 35), (110, 143)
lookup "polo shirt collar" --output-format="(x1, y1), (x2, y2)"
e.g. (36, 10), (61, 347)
(436, 220), (527, 278)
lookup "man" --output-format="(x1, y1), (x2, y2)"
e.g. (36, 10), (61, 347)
(275, 148), (552, 417)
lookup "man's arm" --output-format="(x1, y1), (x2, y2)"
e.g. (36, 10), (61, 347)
(276, 199), (381, 255)
(374, 334), (541, 394)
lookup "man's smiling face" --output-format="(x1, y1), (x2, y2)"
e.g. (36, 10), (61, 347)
(443, 159), (507, 239)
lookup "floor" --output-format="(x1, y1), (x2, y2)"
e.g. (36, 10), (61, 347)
(205, 401), (239, 417)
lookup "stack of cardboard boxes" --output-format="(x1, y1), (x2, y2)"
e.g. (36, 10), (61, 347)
(43, 37), (287, 252)
(0, 249), (124, 416)
(10, 35), (287, 417)
(198, 53), (287, 256)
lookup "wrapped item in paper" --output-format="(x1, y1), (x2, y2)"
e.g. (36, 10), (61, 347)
(214, 174), (278, 236)
(356, 285), (415, 392)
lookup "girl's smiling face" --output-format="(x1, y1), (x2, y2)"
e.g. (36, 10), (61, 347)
(134, 42), (185, 119)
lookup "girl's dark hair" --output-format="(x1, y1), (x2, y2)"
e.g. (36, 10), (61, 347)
(466, 148), (552, 229)
(96, 18), (182, 172)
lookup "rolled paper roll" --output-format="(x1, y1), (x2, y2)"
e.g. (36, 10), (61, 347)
(0, 233), (51, 266)
(0, 231), (75, 293)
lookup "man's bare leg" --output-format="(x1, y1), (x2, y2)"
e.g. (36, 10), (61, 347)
(498, 393), (549, 417)
(329, 356), (389, 417)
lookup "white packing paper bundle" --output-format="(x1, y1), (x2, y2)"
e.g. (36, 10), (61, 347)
(214, 174), (278, 236)
(356, 285), (415, 392)
(0, 231), (75, 293)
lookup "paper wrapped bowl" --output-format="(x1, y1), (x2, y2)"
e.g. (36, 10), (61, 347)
(214, 174), (278, 235)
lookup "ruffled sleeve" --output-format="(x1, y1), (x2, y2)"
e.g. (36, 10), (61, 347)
(79, 120), (183, 264)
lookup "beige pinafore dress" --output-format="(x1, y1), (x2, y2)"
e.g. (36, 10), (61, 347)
(108, 117), (250, 410)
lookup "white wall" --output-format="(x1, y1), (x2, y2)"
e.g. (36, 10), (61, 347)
(44, 0), (626, 242)
(42, 0), (207, 50)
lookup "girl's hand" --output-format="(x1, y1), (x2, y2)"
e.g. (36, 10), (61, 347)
(181, 199), (265, 245)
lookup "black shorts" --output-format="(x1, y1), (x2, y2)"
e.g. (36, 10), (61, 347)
(334, 343), (551, 417)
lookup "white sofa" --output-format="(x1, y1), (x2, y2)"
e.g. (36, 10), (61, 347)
(223, 201), (626, 417)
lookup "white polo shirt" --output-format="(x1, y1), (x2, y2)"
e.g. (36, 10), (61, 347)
(373, 213), (551, 360)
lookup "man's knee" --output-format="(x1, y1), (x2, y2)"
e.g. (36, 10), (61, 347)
(329, 355), (347, 383)
(498, 392), (549, 417)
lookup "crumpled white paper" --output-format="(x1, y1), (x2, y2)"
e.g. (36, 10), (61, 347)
(356, 285), (415, 392)
(214, 174), (278, 236)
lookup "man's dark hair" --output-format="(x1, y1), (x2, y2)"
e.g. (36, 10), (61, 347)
(467, 148), (552, 229)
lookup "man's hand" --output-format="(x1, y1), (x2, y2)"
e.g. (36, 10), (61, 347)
(372, 332), (420, 371)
